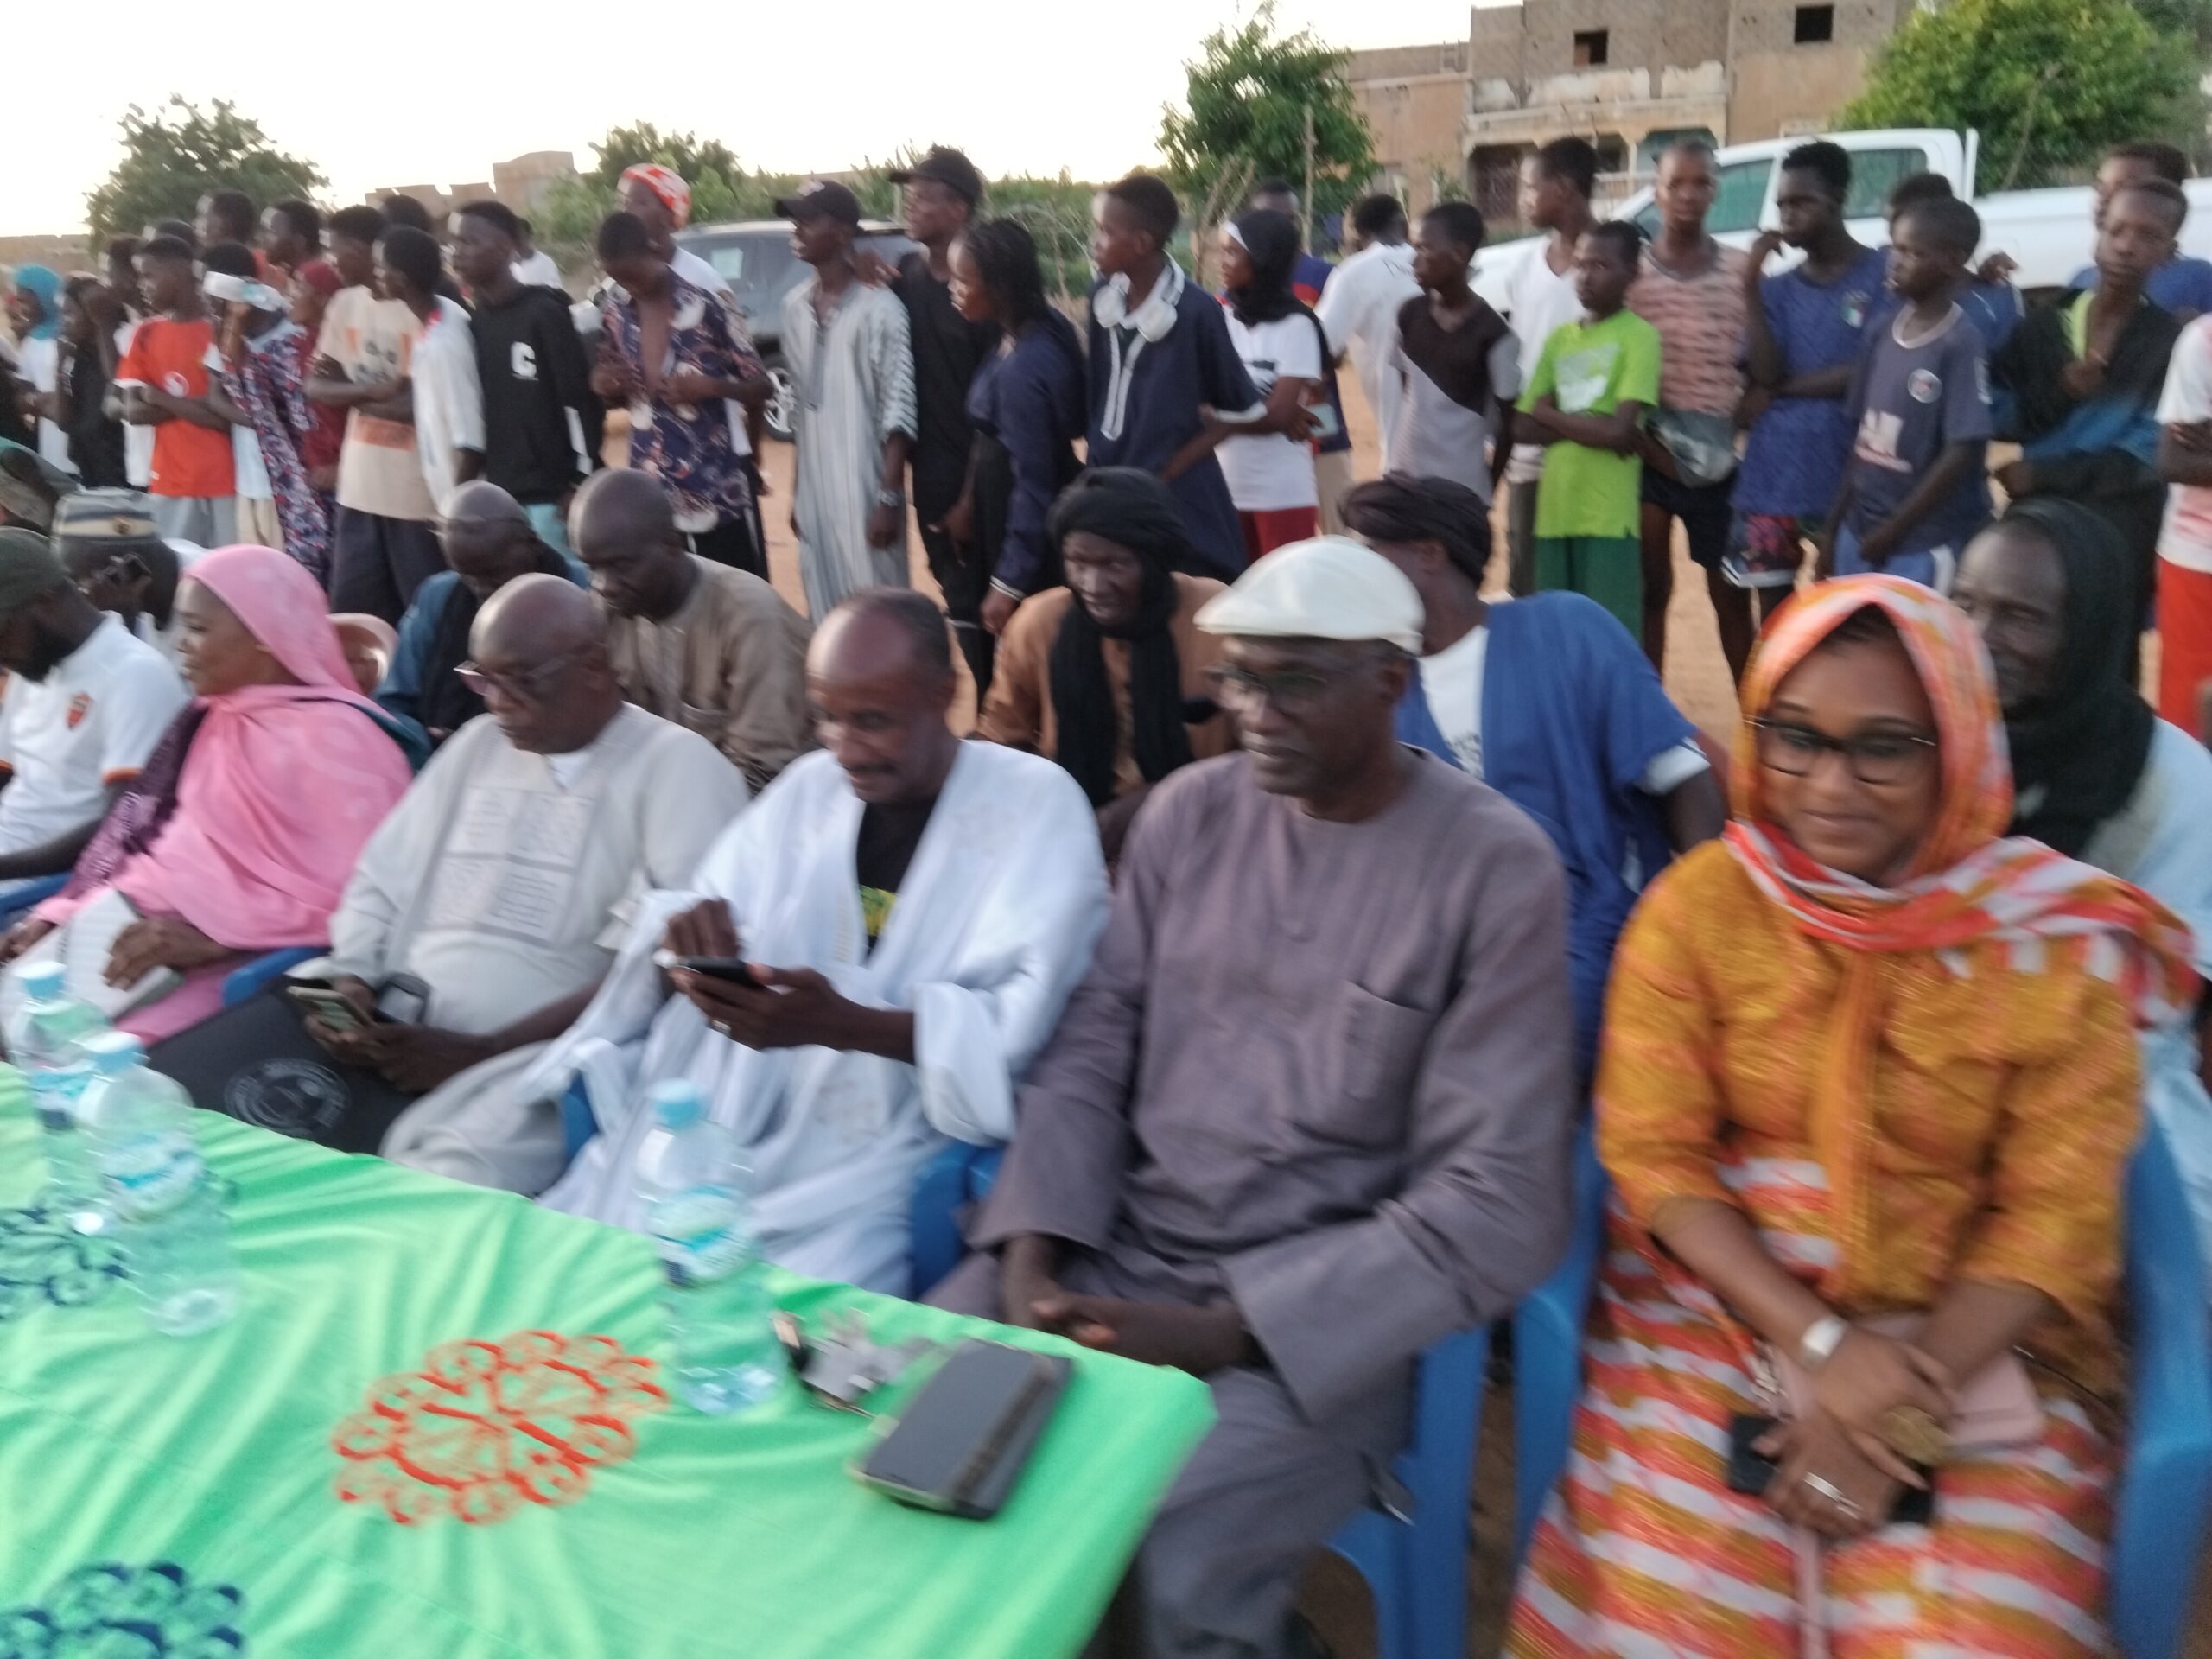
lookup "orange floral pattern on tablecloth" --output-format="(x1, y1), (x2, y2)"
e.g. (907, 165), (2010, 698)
(331, 1329), (667, 1525)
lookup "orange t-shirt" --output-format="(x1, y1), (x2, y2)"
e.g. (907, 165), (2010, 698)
(116, 317), (235, 499)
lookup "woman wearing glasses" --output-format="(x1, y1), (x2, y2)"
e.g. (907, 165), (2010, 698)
(0, 543), (419, 1042)
(1507, 575), (2194, 1656)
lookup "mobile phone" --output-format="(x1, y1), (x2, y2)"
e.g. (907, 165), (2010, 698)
(289, 985), (365, 1032)
(678, 957), (766, 989)
(1726, 1413), (1935, 1525)
(853, 1340), (1070, 1519)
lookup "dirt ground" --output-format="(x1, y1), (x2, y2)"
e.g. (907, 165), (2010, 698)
(727, 391), (2209, 1657)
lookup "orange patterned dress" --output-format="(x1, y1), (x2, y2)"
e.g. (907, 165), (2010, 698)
(1508, 576), (2195, 1658)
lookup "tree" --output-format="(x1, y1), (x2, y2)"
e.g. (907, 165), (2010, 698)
(85, 98), (326, 245)
(1159, 2), (1377, 232)
(1840, 0), (2201, 189)
(585, 124), (745, 194)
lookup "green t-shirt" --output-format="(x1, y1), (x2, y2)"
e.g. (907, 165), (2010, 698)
(1517, 308), (1662, 539)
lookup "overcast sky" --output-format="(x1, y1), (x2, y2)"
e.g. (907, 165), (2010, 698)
(5, 0), (1481, 236)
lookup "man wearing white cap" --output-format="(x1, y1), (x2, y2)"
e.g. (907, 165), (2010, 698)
(936, 537), (1576, 1659)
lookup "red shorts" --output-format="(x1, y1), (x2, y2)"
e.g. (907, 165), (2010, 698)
(1238, 506), (1319, 566)
(2158, 557), (2212, 734)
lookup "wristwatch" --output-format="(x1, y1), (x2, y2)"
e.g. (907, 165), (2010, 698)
(876, 487), (906, 509)
(1797, 1314), (1850, 1371)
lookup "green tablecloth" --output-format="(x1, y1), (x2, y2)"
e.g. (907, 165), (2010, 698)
(0, 1074), (1213, 1656)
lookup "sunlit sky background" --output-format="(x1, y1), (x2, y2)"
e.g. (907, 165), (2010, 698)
(3, 1), (1486, 236)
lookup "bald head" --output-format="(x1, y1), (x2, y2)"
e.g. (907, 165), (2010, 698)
(808, 588), (959, 806)
(442, 480), (548, 601)
(470, 574), (620, 754)
(571, 468), (691, 619)
(445, 479), (529, 529)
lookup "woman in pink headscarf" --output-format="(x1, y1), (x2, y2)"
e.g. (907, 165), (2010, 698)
(2, 543), (419, 1040)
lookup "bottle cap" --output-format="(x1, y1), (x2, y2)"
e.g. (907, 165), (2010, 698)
(649, 1080), (702, 1129)
(17, 962), (65, 998)
(82, 1030), (145, 1073)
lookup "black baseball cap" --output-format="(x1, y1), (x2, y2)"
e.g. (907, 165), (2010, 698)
(887, 146), (984, 206)
(774, 181), (863, 226)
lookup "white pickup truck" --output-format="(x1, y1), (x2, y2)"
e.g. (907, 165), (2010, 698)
(1472, 126), (2212, 313)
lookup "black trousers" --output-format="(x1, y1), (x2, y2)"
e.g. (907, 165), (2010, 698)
(688, 506), (766, 582)
(920, 522), (995, 696)
(329, 506), (448, 624)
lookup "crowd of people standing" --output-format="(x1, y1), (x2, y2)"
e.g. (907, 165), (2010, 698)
(0, 130), (2209, 1659)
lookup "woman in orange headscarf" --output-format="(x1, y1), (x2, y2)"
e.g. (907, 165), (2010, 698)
(1507, 575), (2195, 1657)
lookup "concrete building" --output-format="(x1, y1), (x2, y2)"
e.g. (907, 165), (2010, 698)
(1348, 0), (1916, 225)
(367, 151), (580, 224)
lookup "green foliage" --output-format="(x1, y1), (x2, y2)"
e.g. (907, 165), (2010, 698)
(585, 124), (745, 194)
(1840, 0), (2202, 188)
(85, 99), (326, 247)
(1158, 1), (1377, 225)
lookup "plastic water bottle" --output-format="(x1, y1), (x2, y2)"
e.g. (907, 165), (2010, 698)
(79, 1032), (241, 1337)
(8, 961), (109, 1234)
(633, 1081), (785, 1414)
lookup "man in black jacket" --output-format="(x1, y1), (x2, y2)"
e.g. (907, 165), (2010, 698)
(449, 200), (601, 554)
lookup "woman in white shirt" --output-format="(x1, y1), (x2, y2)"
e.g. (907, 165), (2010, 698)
(9, 267), (77, 476)
(1214, 210), (1325, 563)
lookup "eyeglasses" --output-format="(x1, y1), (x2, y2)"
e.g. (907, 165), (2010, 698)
(1205, 664), (1345, 718)
(1751, 716), (1938, 786)
(455, 645), (589, 704)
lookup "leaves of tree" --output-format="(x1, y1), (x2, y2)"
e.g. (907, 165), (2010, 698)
(85, 99), (327, 247)
(1840, 0), (2202, 190)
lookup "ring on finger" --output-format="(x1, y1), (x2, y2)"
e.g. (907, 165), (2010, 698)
(1800, 1473), (1863, 1521)
(711, 1019), (733, 1039)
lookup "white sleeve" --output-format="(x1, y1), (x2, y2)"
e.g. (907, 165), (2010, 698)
(1279, 315), (1324, 381)
(2159, 320), (2212, 424)
(1489, 332), (1523, 404)
(98, 655), (189, 781)
(907, 765), (1111, 1144)
(325, 768), (439, 984)
(442, 318), (486, 452)
(1315, 262), (1356, 354)
(1637, 740), (1712, 797)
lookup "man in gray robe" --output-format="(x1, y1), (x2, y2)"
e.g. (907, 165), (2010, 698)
(935, 536), (1576, 1659)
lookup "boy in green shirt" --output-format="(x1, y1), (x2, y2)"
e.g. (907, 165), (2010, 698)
(1515, 222), (1661, 636)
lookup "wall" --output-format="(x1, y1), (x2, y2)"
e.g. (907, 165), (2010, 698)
(1727, 43), (1878, 140)
(1351, 69), (1477, 201)
(0, 236), (93, 276)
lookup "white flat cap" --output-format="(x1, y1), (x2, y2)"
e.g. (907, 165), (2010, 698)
(1193, 537), (1425, 654)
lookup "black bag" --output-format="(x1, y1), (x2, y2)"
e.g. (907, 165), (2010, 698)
(147, 977), (420, 1154)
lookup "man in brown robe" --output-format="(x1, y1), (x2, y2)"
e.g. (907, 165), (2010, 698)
(569, 467), (813, 792)
(934, 537), (1577, 1657)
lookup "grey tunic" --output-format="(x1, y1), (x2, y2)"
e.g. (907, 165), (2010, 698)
(951, 749), (1576, 1656)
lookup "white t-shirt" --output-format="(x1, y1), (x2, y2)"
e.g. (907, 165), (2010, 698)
(0, 614), (188, 854)
(16, 337), (75, 475)
(1503, 243), (1587, 485)
(1314, 242), (1420, 455)
(1217, 311), (1323, 512)
(205, 341), (272, 501)
(409, 297), (485, 515)
(113, 321), (155, 488)
(512, 250), (565, 291)
(1418, 613), (1713, 798)
(2158, 315), (2212, 572)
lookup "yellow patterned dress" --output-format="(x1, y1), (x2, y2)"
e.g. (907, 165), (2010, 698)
(1506, 834), (2139, 1656)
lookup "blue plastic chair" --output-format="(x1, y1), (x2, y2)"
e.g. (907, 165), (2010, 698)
(0, 874), (67, 925)
(220, 946), (325, 1007)
(1512, 1122), (2212, 1657)
(908, 1141), (1004, 1299)
(2110, 1122), (2212, 1659)
(1325, 1322), (1494, 1659)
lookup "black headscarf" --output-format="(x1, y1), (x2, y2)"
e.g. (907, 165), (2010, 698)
(1225, 210), (1303, 327)
(1997, 498), (2157, 857)
(1045, 469), (1208, 807)
(1338, 474), (1494, 586)
(421, 538), (580, 740)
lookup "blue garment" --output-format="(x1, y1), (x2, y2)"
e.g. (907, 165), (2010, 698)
(1870, 264), (2023, 354)
(1844, 308), (1993, 561)
(967, 318), (1086, 598)
(1393, 593), (1697, 1081)
(376, 561), (590, 734)
(1737, 246), (1891, 517)
(1086, 270), (1260, 578)
(1832, 521), (1957, 592)
(2072, 256), (2212, 315)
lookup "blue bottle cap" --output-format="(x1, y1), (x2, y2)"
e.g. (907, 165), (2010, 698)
(649, 1081), (703, 1129)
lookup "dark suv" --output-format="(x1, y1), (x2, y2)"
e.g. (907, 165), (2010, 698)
(672, 219), (918, 440)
